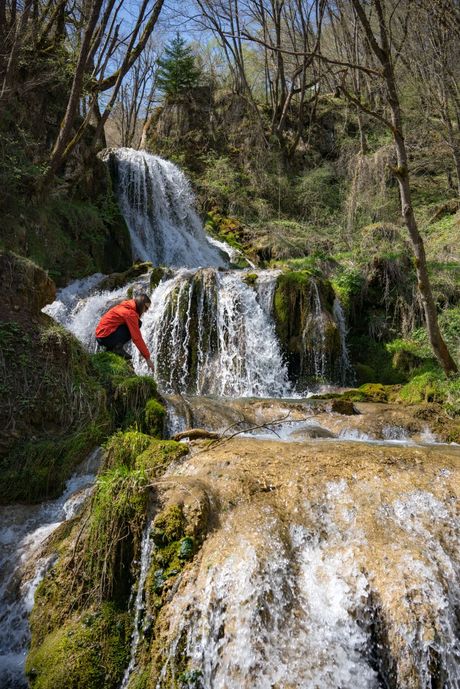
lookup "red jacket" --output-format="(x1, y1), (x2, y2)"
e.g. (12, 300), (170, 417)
(96, 299), (151, 360)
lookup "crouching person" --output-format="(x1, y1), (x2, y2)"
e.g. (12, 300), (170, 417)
(95, 292), (155, 372)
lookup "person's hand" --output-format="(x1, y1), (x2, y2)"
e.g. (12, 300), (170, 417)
(146, 358), (155, 373)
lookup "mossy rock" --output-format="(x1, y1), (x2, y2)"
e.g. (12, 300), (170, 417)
(243, 272), (258, 286)
(273, 270), (339, 382)
(144, 399), (166, 437)
(1, 423), (109, 503)
(113, 375), (158, 428)
(150, 266), (168, 291)
(91, 351), (133, 387)
(354, 363), (376, 385)
(341, 383), (390, 403)
(0, 260), (111, 503)
(391, 349), (425, 376)
(1, 250), (56, 315)
(98, 262), (152, 292)
(26, 605), (131, 689)
(136, 440), (188, 478)
(91, 352), (159, 429)
(329, 399), (358, 415)
(152, 504), (185, 546)
(104, 430), (154, 469)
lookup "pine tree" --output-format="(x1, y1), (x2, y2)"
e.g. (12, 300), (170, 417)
(156, 34), (201, 98)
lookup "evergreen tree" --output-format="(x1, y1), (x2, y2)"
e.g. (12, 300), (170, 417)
(156, 34), (201, 97)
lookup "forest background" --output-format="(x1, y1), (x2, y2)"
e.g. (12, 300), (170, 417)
(1, 0), (460, 413)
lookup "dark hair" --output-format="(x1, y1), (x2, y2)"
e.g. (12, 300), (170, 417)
(134, 292), (151, 314)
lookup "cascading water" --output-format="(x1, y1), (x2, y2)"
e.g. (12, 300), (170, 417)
(46, 268), (292, 397)
(108, 148), (232, 268)
(43, 148), (353, 393)
(148, 440), (460, 689)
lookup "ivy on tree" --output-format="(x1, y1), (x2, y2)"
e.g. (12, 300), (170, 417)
(157, 34), (201, 97)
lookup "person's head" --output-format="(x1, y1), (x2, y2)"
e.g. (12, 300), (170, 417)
(134, 292), (151, 315)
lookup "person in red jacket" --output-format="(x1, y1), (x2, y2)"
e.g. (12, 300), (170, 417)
(96, 292), (155, 372)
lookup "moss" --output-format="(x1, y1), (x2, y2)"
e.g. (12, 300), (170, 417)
(355, 383), (389, 402)
(150, 267), (166, 291)
(243, 272), (258, 286)
(104, 430), (154, 469)
(26, 604), (131, 689)
(0, 422), (109, 503)
(84, 466), (149, 603)
(144, 399), (166, 438)
(91, 351), (133, 387)
(98, 262), (152, 292)
(396, 370), (451, 405)
(331, 267), (364, 309)
(349, 336), (406, 385)
(0, 302), (110, 502)
(152, 504), (185, 545)
(91, 352), (159, 430)
(354, 363), (376, 384)
(113, 376), (158, 429)
(135, 440), (188, 478)
(273, 270), (339, 384)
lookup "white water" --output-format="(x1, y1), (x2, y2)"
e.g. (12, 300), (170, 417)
(109, 148), (232, 267)
(0, 450), (100, 688)
(46, 268), (292, 397)
(120, 521), (155, 689)
(43, 149), (353, 394)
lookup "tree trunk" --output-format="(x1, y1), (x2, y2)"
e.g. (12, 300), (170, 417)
(349, 0), (458, 375)
(44, 0), (103, 183)
(393, 136), (457, 374)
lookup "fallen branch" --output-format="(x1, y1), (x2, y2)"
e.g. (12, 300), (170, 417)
(172, 428), (221, 441)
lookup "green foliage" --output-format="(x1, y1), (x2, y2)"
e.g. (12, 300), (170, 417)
(85, 466), (149, 602)
(1, 424), (108, 503)
(386, 307), (460, 367)
(294, 164), (343, 222)
(397, 369), (460, 413)
(332, 267), (365, 308)
(104, 430), (154, 469)
(157, 34), (201, 98)
(349, 336), (406, 385)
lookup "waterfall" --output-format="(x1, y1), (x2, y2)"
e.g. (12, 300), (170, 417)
(109, 148), (233, 267)
(0, 451), (100, 688)
(120, 521), (155, 689)
(42, 151), (354, 393)
(333, 296), (354, 385)
(150, 443), (460, 689)
(302, 280), (329, 380)
(46, 269), (292, 398)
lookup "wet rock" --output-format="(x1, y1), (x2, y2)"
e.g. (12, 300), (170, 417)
(329, 399), (359, 415)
